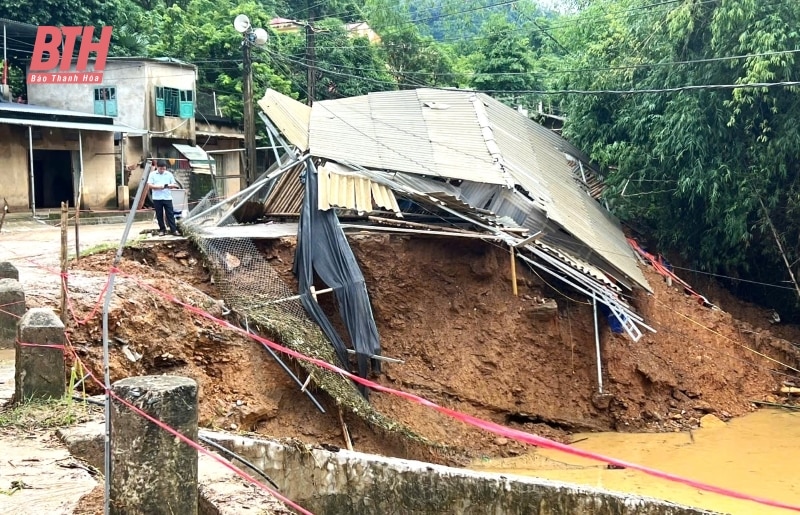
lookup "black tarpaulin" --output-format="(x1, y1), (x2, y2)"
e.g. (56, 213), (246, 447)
(294, 161), (382, 397)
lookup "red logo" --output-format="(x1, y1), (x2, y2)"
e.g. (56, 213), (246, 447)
(27, 26), (113, 84)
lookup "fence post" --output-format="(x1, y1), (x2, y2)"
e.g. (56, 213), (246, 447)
(61, 202), (69, 325)
(15, 308), (65, 402)
(0, 278), (26, 349)
(110, 375), (199, 515)
(0, 261), (19, 280)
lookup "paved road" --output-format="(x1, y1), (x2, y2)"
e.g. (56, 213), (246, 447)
(0, 220), (155, 289)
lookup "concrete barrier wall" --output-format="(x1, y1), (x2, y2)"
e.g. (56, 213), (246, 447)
(200, 430), (718, 515)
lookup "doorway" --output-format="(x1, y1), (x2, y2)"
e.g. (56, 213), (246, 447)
(31, 150), (74, 208)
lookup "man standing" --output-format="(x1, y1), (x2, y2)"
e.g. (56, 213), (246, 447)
(148, 159), (180, 236)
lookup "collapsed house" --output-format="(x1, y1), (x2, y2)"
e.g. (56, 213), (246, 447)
(181, 87), (654, 397)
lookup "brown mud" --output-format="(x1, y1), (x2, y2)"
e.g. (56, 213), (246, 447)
(54, 234), (800, 466)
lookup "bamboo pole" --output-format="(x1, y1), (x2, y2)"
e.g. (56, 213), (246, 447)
(510, 245), (518, 296)
(757, 196), (800, 302)
(60, 201), (68, 325)
(338, 407), (354, 451)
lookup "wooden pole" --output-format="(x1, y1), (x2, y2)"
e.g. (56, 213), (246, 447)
(338, 407), (353, 452)
(60, 202), (68, 325)
(75, 130), (84, 261)
(510, 245), (518, 296)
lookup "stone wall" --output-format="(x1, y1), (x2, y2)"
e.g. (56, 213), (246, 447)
(200, 430), (719, 515)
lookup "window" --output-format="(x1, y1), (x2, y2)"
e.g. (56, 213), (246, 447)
(155, 86), (194, 119)
(179, 90), (194, 119)
(93, 87), (117, 116)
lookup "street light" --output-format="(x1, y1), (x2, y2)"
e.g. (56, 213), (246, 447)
(234, 14), (268, 186)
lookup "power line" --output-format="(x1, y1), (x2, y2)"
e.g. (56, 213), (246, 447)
(272, 46), (800, 80)
(272, 49), (800, 95)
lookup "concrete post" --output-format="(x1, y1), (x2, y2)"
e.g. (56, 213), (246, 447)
(0, 278), (26, 348)
(111, 375), (199, 515)
(15, 308), (65, 401)
(0, 262), (19, 280)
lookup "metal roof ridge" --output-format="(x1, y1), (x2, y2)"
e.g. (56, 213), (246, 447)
(468, 92), (516, 189)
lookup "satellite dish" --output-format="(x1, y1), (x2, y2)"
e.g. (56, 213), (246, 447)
(233, 14), (251, 33)
(252, 28), (269, 46)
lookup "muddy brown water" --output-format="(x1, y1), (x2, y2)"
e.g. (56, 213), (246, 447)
(472, 409), (800, 514)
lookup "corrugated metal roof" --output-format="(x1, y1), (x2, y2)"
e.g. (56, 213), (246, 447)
(415, 89), (508, 184)
(477, 94), (649, 291)
(263, 167), (304, 214)
(258, 88), (649, 292)
(257, 89), (311, 151)
(531, 240), (622, 293)
(306, 90), (509, 184)
(0, 116), (147, 134)
(173, 143), (215, 173)
(319, 162), (400, 213)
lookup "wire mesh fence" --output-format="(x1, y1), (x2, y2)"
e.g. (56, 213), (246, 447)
(179, 183), (415, 437)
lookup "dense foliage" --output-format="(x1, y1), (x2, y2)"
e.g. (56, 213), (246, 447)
(552, 0), (800, 311)
(3, 0), (800, 312)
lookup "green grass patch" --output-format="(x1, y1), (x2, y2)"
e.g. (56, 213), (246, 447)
(0, 396), (99, 431)
(78, 235), (145, 258)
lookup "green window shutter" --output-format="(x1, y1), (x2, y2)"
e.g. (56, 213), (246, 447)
(93, 87), (105, 115)
(155, 87), (165, 117)
(179, 100), (194, 119)
(105, 87), (118, 116)
(165, 88), (179, 117)
(106, 98), (118, 116)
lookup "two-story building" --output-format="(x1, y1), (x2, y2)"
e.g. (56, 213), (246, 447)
(0, 98), (146, 212)
(27, 57), (244, 204)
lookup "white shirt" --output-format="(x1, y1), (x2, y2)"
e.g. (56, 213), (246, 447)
(148, 169), (176, 201)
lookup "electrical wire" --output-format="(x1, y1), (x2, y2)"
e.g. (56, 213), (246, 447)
(270, 48), (800, 95)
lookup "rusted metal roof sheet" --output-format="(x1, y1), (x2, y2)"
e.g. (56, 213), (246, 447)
(257, 89), (311, 151)
(263, 167), (304, 214)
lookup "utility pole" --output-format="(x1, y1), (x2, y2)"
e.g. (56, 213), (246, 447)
(305, 4), (316, 106)
(242, 38), (256, 186)
(234, 14), (267, 187)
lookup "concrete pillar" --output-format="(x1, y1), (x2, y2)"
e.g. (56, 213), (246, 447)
(15, 308), (65, 401)
(117, 185), (130, 210)
(0, 262), (19, 280)
(0, 278), (26, 348)
(111, 375), (199, 515)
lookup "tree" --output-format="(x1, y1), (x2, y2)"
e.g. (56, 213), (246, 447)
(556, 0), (800, 312)
(379, 26), (461, 88)
(147, 0), (293, 120)
(276, 17), (396, 102)
(470, 15), (541, 103)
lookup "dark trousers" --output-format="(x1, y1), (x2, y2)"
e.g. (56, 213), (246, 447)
(153, 199), (177, 233)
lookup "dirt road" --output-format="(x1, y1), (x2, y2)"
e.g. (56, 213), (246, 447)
(0, 219), (152, 515)
(0, 219), (154, 292)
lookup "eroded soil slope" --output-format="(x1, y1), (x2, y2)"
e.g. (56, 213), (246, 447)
(48, 234), (800, 464)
